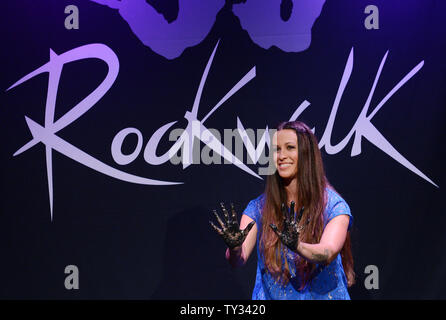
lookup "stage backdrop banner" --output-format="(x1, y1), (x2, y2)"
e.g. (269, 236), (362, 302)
(0, 0), (445, 299)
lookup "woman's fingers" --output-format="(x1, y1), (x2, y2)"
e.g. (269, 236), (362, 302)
(289, 201), (295, 221)
(211, 202), (250, 248)
(281, 203), (290, 223)
(212, 209), (226, 230)
(242, 220), (255, 237)
(230, 202), (238, 226)
(209, 221), (224, 235)
(269, 223), (284, 239)
(220, 202), (231, 224)
(296, 206), (304, 224)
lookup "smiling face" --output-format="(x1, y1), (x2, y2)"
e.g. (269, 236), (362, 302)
(273, 129), (299, 181)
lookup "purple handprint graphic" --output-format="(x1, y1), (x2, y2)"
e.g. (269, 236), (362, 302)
(90, 0), (326, 59)
(90, 0), (224, 59)
(232, 0), (326, 52)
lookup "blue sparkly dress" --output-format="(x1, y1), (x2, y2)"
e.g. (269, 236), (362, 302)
(243, 188), (353, 300)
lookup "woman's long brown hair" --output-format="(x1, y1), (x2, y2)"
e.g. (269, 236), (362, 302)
(260, 121), (355, 289)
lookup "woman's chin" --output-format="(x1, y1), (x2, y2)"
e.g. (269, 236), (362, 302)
(277, 171), (294, 180)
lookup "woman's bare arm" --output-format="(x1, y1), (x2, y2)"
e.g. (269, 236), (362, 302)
(296, 215), (350, 265)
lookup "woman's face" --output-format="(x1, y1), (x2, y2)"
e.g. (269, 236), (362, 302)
(273, 129), (298, 180)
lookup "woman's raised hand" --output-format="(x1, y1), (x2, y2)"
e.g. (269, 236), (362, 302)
(269, 201), (305, 252)
(210, 202), (255, 249)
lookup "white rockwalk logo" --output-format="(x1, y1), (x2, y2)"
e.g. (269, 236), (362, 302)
(6, 41), (438, 220)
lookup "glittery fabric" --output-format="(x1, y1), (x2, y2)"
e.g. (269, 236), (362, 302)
(244, 188), (353, 300)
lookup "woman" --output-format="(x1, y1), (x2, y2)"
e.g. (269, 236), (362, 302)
(210, 120), (355, 300)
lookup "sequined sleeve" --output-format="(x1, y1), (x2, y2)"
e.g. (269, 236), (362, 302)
(325, 189), (353, 230)
(242, 194), (264, 226)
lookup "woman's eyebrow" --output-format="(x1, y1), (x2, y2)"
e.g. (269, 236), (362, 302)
(273, 141), (296, 146)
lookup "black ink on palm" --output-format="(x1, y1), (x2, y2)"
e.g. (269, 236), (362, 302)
(270, 201), (305, 252)
(210, 202), (255, 249)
